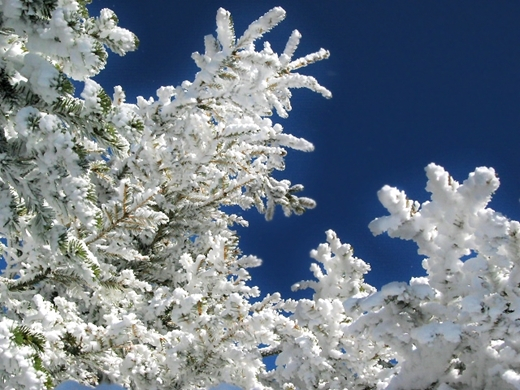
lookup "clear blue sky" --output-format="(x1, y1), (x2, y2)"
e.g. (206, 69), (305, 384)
(88, 1), (520, 299)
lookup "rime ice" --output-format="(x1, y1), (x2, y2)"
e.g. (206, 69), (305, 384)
(1, 2), (519, 390)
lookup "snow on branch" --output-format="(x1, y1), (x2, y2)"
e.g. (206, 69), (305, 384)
(3, 2), (519, 390)
(0, 4), (332, 389)
(269, 164), (520, 389)
(236, 7), (286, 50)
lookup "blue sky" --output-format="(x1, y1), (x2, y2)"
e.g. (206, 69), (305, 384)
(88, 1), (520, 299)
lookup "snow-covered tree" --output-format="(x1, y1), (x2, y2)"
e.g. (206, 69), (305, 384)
(0, 1), (329, 388)
(1, 2), (519, 390)
(277, 164), (520, 389)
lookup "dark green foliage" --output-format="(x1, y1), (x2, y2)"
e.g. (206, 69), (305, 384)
(61, 332), (82, 356)
(53, 71), (75, 95)
(0, 68), (19, 112)
(97, 89), (112, 115)
(52, 96), (83, 118)
(10, 325), (53, 388)
(100, 277), (125, 291)
(91, 41), (108, 64)
(76, 0), (92, 19)
(128, 117), (144, 133)
(11, 325), (46, 354)
(67, 238), (89, 261)
(72, 143), (90, 171)
(33, 354), (53, 389)
(20, 0), (58, 23)
(8, 268), (51, 291)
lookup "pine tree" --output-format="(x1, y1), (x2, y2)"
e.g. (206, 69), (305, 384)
(0, 2), (330, 388)
(2, 2), (520, 390)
